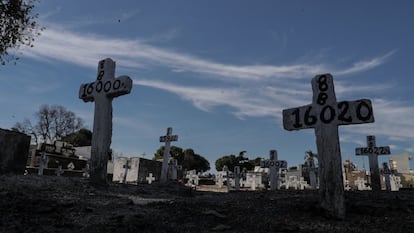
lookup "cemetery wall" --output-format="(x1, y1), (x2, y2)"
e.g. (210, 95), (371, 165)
(0, 128), (31, 174)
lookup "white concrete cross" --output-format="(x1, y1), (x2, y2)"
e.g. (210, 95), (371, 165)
(38, 152), (49, 176)
(122, 160), (131, 183)
(299, 177), (308, 190)
(381, 162), (392, 191)
(79, 58), (132, 184)
(283, 73), (374, 218)
(269, 150), (280, 190)
(355, 135), (391, 191)
(159, 127), (178, 183)
(234, 166), (241, 190)
(217, 173), (223, 188)
(223, 165), (230, 191)
(146, 173), (155, 184)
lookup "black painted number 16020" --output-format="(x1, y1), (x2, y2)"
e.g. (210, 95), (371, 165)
(292, 100), (372, 128)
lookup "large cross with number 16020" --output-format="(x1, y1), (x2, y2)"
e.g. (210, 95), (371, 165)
(282, 73), (374, 219)
(79, 58), (132, 184)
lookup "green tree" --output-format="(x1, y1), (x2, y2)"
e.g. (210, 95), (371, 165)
(62, 128), (92, 146)
(1, 0), (43, 65)
(153, 146), (210, 173)
(215, 154), (262, 172)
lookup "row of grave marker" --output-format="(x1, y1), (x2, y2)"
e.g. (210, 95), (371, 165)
(79, 59), (390, 219)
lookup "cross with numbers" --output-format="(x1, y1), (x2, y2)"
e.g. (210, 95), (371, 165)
(260, 150), (287, 190)
(79, 58), (133, 184)
(355, 135), (391, 191)
(159, 127), (178, 182)
(283, 73), (374, 219)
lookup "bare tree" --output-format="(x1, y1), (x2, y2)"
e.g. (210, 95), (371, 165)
(13, 105), (84, 144)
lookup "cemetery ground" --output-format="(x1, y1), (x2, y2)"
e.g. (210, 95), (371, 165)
(1, 175), (413, 233)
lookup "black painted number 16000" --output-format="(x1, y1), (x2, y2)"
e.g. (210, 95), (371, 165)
(292, 100), (372, 128)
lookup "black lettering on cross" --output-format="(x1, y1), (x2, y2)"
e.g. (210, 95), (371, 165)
(282, 73), (375, 219)
(79, 58), (133, 184)
(355, 135), (391, 191)
(159, 127), (178, 183)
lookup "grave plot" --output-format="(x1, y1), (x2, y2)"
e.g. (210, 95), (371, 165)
(283, 73), (374, 219)
(355, 135), (391, 191)
(79, 58), (132, 184)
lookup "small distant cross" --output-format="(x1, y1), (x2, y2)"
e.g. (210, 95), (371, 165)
(79, 58), (132, 184)
(38, 152), (48, 176)
(260, 150), (287, 190)
(355, 135), (391, 191)
(234, 166), (241, 190)
(146, 173), (156, 184)
(283, 73), (374, 218)
(159, 127), (178, 183)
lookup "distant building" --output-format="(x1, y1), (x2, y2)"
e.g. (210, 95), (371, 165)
(389, 152), (412, 174)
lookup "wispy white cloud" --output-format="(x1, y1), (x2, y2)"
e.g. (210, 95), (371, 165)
(23, 26), (394, 83)
(20, 24), (412, 147)
(335, 50), (397, 76)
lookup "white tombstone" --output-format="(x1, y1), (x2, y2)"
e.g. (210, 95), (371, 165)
(234, 166), (241, 191)
(223, 165), (230, 191)
(299, 177), (308, 190)
(217, 173), (223, 188)
(251, 174), (257, 191)
(79, 58), (133, 184)
(269, 150), (279, 190)
(289, 176), (299, 190)
(168, 159), (179, 180)
(356, 135), (391, 191)
(354, 177), (367, 191)
(159, 127), (178, 183)
(381, 162), (392, 191)
(283, 73), (374, 218)
(390, 175), (401, 191)
(146, 173), (156, 184)
(38, 152), (48, 176)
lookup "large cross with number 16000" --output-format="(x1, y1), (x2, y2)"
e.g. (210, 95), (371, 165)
(79, 58), (132, 184)
(282, 73), (374, 219)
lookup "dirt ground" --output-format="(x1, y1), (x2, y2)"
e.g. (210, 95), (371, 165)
(0, 175), (413, 233)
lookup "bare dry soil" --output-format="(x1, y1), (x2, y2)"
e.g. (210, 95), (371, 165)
(0, 175), (413, 233)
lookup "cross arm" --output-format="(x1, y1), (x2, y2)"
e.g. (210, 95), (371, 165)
(283, 104), (315, 130)
(107, 75), (133, 98)
(355, 146), (391, 155)
(79, 75), (133, 102)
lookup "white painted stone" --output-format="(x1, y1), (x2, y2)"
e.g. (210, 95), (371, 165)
(283, 73), (374, 218)
(251, 174), (256, 191)
(217, 173), (223, 188)
(234, 166), (241, 190)
(356, 135), (391, 191)
(159, 127), (178, 183)
(354, 177), (367, 191)
(79, 58), (132, 184)
(146, 173), (155, 184)
(38, 152), (48, 176)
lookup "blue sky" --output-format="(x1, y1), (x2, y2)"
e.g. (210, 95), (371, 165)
(1, 1), (414, 172)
